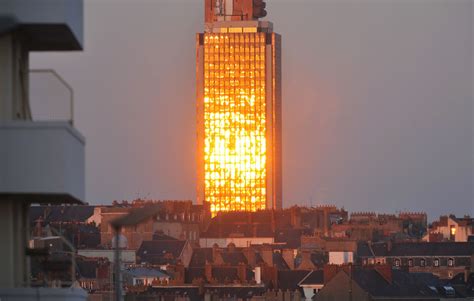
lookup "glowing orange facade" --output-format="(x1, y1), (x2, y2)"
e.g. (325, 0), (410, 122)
(197, 1), (281, 216)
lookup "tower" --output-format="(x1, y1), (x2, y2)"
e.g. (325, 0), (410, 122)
(196, 0), (282, 216)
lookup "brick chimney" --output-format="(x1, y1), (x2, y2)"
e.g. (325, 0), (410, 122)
(212, 243), (219, 260)
(290, 207), (301, 228)
(205, 263), (212, 281)
(298, 250), (316, 270)
(282, 249), (295, 270)
(238, 263), (247, 282)
(174, 263), (185, 284)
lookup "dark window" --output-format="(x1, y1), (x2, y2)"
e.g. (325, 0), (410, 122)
(408, 259), (413, 267)
(434, 258), (440, 267)
(420, 258), (426, 267)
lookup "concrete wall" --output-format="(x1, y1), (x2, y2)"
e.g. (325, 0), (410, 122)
(0, 0), (83, 50)
(0, 121), (85, 202)
(0, 287), (87, 301)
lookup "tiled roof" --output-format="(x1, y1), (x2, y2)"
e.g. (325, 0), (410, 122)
(136, 240), (186, 265)
(220, 251), (248, 265)
(277, 270), (311, 291)
(76, 260), (98, 279)
(124, 267), (169, 278)
(299, 270), (324, 285)
(353, 269), (442, 298)
(272, 252), (289, 270)
(30, 205), (95, 224)
(189, 248), (213, 267)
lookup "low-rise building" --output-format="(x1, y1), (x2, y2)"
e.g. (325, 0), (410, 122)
(123, 267), (170, 286)
(100, 200), (206, 249)
(136, 238), (193, 268)
(315, 265), (454, 301)
(358, 241), (474, 279)
(426, 215), (474, 242)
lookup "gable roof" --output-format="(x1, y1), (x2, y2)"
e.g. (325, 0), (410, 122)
(299, 270), (324, 285)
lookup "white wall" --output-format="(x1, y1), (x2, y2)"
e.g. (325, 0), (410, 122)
(329, 251), (353, 265)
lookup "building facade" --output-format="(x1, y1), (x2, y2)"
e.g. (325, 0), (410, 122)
(196, 0), (282, 216)
(358, 241), (474, 280)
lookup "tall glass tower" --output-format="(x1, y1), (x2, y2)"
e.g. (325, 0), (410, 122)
(196, 0), (281, 216)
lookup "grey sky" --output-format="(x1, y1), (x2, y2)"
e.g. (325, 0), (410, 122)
(30, 0), (473, 218)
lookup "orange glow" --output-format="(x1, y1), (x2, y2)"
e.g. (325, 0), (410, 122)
(450, 226), (456, 236)
(203, 32), (267, 216)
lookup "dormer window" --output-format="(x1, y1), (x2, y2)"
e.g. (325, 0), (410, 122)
(448, 258), (454, 267)
(433, 258), (440, 267)
(408, 259), (413, 267)
(394, 258), (401, 267)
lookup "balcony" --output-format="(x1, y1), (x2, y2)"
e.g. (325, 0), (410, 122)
(0, 120), (85, 204)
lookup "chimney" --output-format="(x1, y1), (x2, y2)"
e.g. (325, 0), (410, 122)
(323, 209), (329, 236)
(282, 249), (295, 270)
(374, 264), (392, 284)
(298, 250), (316, 270)
(253, 266), (261, 284)
(290, 207), (301, 228)
(238, 263), (247, 282)
(212, 243), (219, 260)
(174, 263), (185, 284)
(205, 263), (212, 282)
(386, 240), (393, 252)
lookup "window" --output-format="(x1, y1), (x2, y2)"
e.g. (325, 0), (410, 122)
(448, 258), (454, 267)
(394, 258), (401, 267)
(420, 258), (426, 267)
(408, 259), (413, 267)
(433, 258), (440, 267)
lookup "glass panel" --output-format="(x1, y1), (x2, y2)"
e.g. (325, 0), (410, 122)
(203, 32), (267, 216)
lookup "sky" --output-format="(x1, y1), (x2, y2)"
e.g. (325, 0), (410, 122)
(30, 0), (473, 218)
